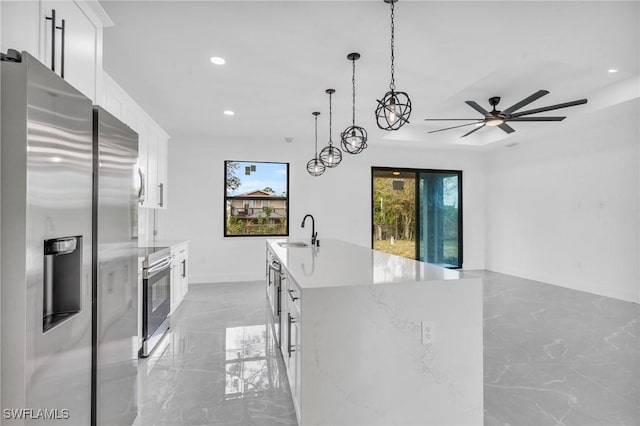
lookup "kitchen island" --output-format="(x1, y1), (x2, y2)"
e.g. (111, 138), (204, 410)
(266, 238), (483, 426)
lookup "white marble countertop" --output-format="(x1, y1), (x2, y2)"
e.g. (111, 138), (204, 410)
(267, 238), (464, 289)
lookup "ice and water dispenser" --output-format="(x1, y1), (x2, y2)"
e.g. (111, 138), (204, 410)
(43, 236), (83, 332)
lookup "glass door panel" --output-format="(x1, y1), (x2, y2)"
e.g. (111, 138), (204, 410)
(418, 172), (461, 268)
(372, 169), (416, 260)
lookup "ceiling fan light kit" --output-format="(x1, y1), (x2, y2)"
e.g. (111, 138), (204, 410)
(425, 90), (587, 138)
(375, 0), (412, 131)
(307, 111), (326, 177)
(319, 89), (343, 168)
(341, 52), (368, 154)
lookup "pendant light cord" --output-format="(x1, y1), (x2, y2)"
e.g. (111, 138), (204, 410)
(389, 0), (396, 91)
(352, 59), (356, 126)
(328, 91), (333, 145)
(314, 114), (319, 156)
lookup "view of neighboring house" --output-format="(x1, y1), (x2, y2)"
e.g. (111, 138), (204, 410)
(226, 190), (288, 235)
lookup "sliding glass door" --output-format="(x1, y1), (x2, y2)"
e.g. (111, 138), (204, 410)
(418, 172), (462, 268)
(372, 168), (462, 268)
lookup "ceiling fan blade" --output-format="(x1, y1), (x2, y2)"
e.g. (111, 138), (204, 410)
(428, 122), (483, 134)
(508, 116), (566, 122)
(424, 118), (482, 121)
(465, 101), (490, 116)
(502, 90), (549, 115)
(498, 123), (515, 134)
(461, 124), (485, 138)
(511, 99), (588, 117)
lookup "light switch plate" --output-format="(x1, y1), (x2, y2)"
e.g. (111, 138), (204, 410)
(421, 321), (435, 345)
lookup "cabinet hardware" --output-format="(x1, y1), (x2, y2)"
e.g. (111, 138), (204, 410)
(277, 284), (281, 315)
(158, 183), (164, 207)
(181, 259), (186, 278)
(288, 289), (299, 301)
(45, 9), (56, 72)
(57, 19), (65, 78)
(287, 313), (296, 357)
(45, 10), (66, 77)
(137, 168), (146, 203)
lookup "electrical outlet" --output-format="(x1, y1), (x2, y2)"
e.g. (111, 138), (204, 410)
(421, 321), (435, 345)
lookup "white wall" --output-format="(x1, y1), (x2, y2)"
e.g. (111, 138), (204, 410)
(485, 98), (640, 303)
(165, 135), (486, 284)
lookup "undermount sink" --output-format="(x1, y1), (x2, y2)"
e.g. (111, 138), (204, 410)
(277, 241), (309, 248)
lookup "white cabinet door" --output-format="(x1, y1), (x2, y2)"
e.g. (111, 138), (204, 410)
(157, 135), (168, 209)
(281, 269), (301, 416)
(137, 122), (150, 208)
(2, 0), (102, 102)
(146, 130), (159, 207)
(40, 0), (98, 101)
(169, 243), (188, 314)
(288, 292), (301, 411)
(0, 2), (40, 56)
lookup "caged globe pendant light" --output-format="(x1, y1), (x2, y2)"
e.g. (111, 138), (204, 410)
(375, 0), (412, 131)
(340, 52), (368, 154)
(306, 112), (326, 177)
(319, 89), (343, 168)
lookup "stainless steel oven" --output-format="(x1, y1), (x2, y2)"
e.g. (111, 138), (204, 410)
(140, 247), (171, 357)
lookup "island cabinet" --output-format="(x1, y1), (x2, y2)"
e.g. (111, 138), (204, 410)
(281, 268), (302, 413)
(266, 238), (484, 426)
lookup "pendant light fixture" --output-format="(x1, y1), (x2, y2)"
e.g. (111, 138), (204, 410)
(340, 52), (368, 154)
(319, 88), (342, 168)
(375, 0), (412, 131)
(306, 112), (326, 177)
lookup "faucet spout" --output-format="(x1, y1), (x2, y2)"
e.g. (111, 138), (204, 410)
(301, 214), (316, 246)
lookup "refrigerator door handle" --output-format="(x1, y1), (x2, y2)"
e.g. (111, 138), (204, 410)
(138, 167), (145, 204)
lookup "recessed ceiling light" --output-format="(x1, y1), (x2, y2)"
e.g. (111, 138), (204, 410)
(608, 68), (618, 73)
(223, 110), (234, 116)
(392, 171), (400, 176)
(210, 57), (226, 65)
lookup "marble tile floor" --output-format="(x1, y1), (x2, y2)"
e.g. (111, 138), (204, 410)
(134, 271), (639, 426)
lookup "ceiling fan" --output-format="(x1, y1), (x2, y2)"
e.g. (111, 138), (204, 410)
(424, 90), (587, 138)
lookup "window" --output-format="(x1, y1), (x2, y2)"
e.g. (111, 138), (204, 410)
(372, 167), (462, 268)
(225, 161), (289, 237)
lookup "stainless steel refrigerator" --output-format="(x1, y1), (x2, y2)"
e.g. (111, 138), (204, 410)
(1, 51), (138, 425)
(92, 106), (139, 426)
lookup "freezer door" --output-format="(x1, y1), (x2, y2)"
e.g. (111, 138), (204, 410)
(1, 52), (93, 424)
(93, 107), (139, 426)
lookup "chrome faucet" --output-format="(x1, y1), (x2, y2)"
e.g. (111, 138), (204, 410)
(301, 214), (317, 246)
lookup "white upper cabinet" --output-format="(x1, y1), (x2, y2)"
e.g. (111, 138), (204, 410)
(146, 130), (159, 207)
(0, 0), (111, 103)
(156, 132), (168, 209)
(40, 1), (97, 101)
(101, 72), (170, 210)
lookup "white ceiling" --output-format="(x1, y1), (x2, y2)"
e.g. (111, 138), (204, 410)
(100, 1), (639, 149)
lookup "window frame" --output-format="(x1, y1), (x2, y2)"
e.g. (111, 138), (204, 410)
(224, 160), (290, 238)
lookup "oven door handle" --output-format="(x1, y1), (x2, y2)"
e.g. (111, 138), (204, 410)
(145, 258), (172, 279)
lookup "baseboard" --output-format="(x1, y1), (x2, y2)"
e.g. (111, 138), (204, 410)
(485, 267), (639, 304)
(189, 272), (264, 284)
